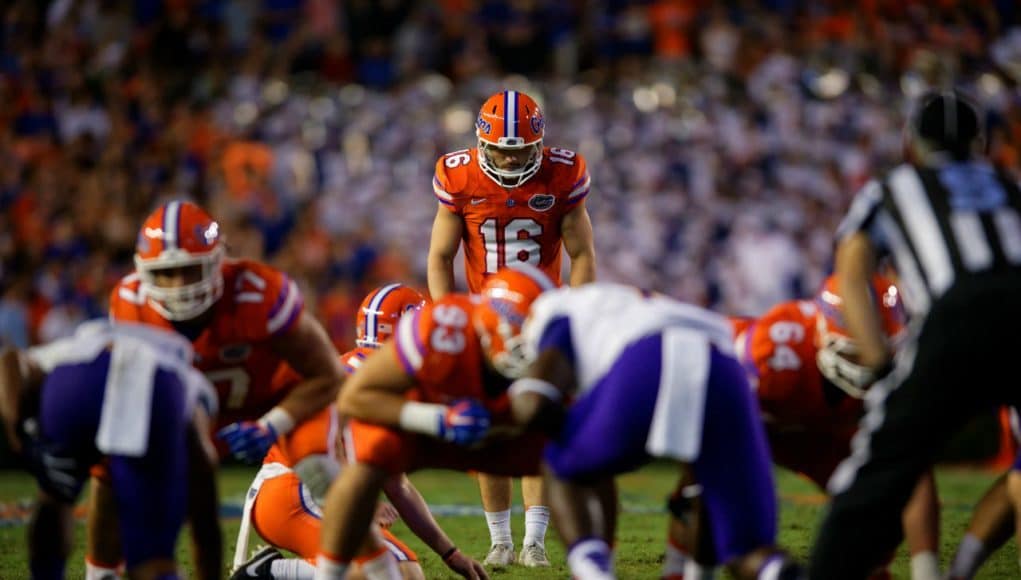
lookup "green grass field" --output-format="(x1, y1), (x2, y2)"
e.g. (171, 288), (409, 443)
(0, 464), (1016, 578)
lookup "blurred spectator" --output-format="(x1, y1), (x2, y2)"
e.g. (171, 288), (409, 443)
(0, 275), (30, 348)
(2, 1), (1021, 349)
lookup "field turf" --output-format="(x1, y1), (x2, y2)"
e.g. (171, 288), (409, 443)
(0, 463), (1016, 578)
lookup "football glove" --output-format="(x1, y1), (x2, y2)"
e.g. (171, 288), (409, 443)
(436, 399), (491, 446)
(217, 420), (278, 463)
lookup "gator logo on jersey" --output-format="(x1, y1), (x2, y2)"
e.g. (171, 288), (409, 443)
(476, 115), (492, 135)
(528, 193), (555, 212)
(219, 343), (252, 363)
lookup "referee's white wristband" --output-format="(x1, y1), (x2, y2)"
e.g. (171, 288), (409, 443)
(258, 406), (296, 437)
(398, 402), (446, 437)
(508, 378), (562, 403)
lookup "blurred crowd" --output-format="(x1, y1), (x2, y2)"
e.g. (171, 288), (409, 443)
(2, 0), (1021, 350)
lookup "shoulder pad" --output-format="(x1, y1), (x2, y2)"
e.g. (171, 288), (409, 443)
(545, 148), (590, 203)
(433, 151), (474, 203)
(227, 260), (305, 339)
(393, 295), (473, 377)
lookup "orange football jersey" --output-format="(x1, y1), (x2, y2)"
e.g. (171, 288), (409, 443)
(109, 259), (304, 428)
(432, 147), (591, 292)
(260, 405), (336, 467)
(733, 300), (862, 434)
(392, 294), (511, 416)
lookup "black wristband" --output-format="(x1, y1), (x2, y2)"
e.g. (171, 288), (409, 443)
(442, 547), (458, 562)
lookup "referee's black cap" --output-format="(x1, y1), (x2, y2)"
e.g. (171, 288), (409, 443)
(910, 90), (983, 159)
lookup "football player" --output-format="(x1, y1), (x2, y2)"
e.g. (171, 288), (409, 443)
(945, 409), (1019, 579)
(314, 266), (557, 579)
(86, 201), (346, 579)
(427, 88), (596, 568)
(663, 275), (940, 580)
(0, 321), (221, 580)
(738, 275), (939, 580)
(231, 284), (486, 579)
(504, 281), (804, 580)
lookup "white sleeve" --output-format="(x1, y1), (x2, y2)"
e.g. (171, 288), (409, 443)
(25, 339), (78, 373)
(521, 291), (564, 358)
(836, 178), (884, 242)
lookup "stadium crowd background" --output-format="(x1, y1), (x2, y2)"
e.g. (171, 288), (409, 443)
(1, 0), (1020, 352)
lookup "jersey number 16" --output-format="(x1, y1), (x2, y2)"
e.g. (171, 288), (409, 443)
(480, 218), (544, 273)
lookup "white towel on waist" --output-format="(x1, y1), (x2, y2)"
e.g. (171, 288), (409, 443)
(646, 328), (710, 462)
(95, 339), (158, 457)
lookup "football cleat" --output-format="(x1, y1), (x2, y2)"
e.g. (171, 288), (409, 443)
(230, 545), (282, 579)
(483, 543), (516, 567)
(518, 542), (551, 567)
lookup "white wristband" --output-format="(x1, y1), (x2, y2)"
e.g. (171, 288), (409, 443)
(398, 402), (447, 437)
(258, 406), (296, 436)
(508, 378), (563, 403)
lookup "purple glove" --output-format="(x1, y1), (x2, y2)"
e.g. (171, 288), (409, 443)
(217, 420), (278, 463)
(437, 399), (491, 446)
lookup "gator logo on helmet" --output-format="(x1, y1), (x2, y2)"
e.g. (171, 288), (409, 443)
(195, 222), (219, 247)
(530, 114), (545, 135)
(137, 231), (151, 254)
(476, 115), (492, 135)
(488, 297), (527, 327)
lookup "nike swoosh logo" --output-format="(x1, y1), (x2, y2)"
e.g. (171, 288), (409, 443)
(470, 198), (486, 205)
(245, 549), (278, 576)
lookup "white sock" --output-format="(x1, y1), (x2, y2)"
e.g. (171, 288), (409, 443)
(485, 509), (513, 547)
(910, 550), (941, 580)
(685, 560), (718, 579)
(567, 538), (615, 580)
(85, 560), (123, 580)
(948, 533), (987, 579)
(360, 550), (401, 580)
(271, 557), (317, 580)
(523, 506), (550, 547)
(757, 554), (801, 580)
(314, 554), (349, 580)
(663, 538), (689, 577)
(758, 556), (784, 580)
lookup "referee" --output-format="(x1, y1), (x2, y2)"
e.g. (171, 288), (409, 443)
(809, 90), (1021, 579)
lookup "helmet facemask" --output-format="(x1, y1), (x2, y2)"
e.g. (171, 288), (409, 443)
(474, 263), (555, 379)
(355, 284), (428, 349)
(136, 245), (225, 321)
(477, 315), (533, 379)
(815, 317), (875, 399)
(356, 335), (386, 349)
(477, 137), (543, 188)
(814, 275), (905, 399)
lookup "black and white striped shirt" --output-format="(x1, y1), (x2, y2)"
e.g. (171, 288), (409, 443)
(837, 160), (1021, 318)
